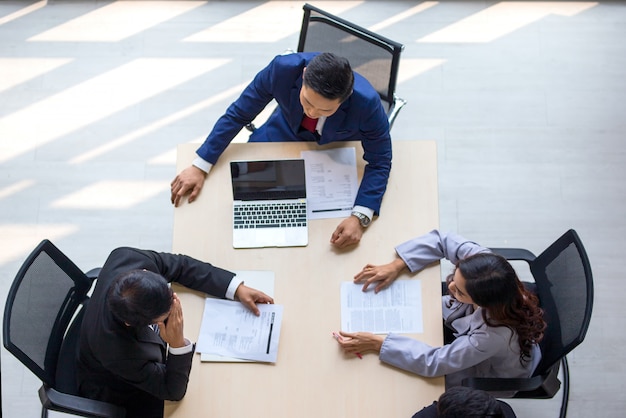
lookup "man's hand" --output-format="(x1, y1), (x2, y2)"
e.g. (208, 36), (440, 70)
(157, 293), (186, 348)
(330, 216), (363, 248)
(353, 258), (408, 293)
(170, 165), (206, 207)
(235, 284), (274, 316)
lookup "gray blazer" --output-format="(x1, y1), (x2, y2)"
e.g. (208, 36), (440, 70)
(379, 230), (540, 389)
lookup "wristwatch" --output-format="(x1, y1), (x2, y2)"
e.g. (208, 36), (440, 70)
(351, 211), (371, 228)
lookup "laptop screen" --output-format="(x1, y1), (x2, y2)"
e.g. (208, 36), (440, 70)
(230, 159), (306, 201)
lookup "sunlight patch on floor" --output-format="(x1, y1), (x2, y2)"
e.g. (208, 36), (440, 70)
(368, 2), (438, 32)
(70, 80), (245, 164)
(417, 2), (597, 43)
(0, 223), (78, 267)
(28, 1), (205, 42)
(51, 180), (168, 209)
(0, 58), (230, 164)
(0, 0), (46, 26)
(184, 1), (361, 43)
(0, 58), (72, 93)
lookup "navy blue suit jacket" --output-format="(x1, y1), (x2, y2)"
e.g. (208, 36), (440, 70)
(196, 52), (392, 214)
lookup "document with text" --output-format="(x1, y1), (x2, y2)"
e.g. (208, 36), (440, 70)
(197, 271), (282, 363)
(197, 299), (283, 363)
(340, 280), (423, 334)
(301, 147), (358, 220)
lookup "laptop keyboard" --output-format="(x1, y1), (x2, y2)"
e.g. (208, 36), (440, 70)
(234, 202), (307, 229)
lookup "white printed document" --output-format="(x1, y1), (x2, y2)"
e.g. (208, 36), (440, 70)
(301, 148), (358, 220)
(197, 270), (281, 363)
(340, 280), (423, 334)
(197, 299), (283, 363)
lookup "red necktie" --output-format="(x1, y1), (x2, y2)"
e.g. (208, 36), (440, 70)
(301, 115), (318, 133)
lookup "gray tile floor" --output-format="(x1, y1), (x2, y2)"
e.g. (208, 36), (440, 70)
(1, 1), (624, 417)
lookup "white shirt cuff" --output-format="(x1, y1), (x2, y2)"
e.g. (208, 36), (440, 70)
(225, 275), (244, 300)
(192, 157), (213, 174)
(352, 205), (374, 221)
(168, 338), (193, 355)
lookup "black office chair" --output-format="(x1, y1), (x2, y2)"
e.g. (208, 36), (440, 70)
(3, 239), (126, 418)
(461, 229), (594, 418)
(297, 3), (406, 129)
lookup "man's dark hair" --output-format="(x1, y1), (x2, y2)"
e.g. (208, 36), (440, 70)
(107, 269), (173, 328)
(437, 387), (504, 418)
(303, 52), (354, 102)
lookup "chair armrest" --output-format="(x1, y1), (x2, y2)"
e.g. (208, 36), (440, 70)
(387, 96), (407, 129)
(489, 248), (536, 263)
(39, 385), (126, 418)
(84, 267), (102, 280)
(461, 375), (546, 394)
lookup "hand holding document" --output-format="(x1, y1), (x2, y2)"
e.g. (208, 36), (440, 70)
(332, 331), (362, 359)
(197, 299), (283, 363)
(196, 271), (283, 363)
(301, 148), (358, 220)
(340, 280), (423, 334)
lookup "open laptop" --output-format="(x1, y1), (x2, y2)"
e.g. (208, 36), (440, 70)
(230, 159), (308, 248)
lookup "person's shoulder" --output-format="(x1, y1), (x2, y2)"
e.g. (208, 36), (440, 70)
(108, 247), (142, 258)
(103, 247), (151, 267)
(411, 401), (439, 418)
(268, 52), (312, 70)
(351, 72), (381, 104)
(261, 52), (310, 84)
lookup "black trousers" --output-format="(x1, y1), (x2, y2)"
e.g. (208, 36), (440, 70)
(124, 391), (164, 418)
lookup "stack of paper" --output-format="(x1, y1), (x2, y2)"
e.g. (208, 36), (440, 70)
(196, 271), (283, 363)
(340, 279), (423, 334)
(301, 147), (358, 220)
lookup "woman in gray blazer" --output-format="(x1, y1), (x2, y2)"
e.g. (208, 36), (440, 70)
(334, 230), (546, 391)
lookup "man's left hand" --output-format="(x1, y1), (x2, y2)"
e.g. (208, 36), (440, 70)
(330, 216), (363, 248)
(157, 293), (186, 348)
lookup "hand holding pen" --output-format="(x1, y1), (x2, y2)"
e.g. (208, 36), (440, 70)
(333, 331), (385, 358)
(333, 332), (362, 359)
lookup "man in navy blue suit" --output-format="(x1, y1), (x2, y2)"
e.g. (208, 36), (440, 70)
(171, 52), (392, 248)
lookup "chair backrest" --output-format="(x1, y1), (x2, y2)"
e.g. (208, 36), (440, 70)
(55, 306), (88, 394)
(3, 239), (93, 389)
(530, 229), (594, 375)
(297, 3), (403, 113)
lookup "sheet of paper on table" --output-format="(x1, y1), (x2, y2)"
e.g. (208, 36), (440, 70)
(301, 147), (358, 220)
(198, 270), (281, 363)
(340, 279), (423, 334)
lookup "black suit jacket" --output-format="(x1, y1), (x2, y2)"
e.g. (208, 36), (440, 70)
(412, 399), (517, 418)
(77, 247), (235, 414)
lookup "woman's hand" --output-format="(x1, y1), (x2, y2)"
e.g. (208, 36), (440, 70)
(353, 258), (408, 293)
(335, 331), (385, 355)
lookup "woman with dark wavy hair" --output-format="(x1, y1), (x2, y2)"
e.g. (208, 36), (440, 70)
(334, 230), (546, 392)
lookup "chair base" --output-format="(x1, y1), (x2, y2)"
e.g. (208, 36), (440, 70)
(461, 357), (569, 418)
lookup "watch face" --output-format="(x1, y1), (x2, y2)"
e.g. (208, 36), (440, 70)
(352, 212), (370, 227)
